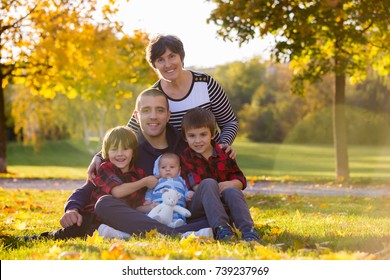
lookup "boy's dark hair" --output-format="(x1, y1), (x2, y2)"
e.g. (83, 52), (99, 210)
(135, 88), (169, 111)
(102, 126), (138, 161)
(181, 107), (216, 137)
(146, 34), (185, 68)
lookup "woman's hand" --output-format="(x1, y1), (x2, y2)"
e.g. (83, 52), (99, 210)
(219, 144), (236, 160)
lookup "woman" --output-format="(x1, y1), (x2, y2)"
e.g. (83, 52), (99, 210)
(128, 34), (238, 146)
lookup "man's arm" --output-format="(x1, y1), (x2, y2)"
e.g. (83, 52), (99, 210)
(60, 181), (94, 228)
(64, 181), (94, 212)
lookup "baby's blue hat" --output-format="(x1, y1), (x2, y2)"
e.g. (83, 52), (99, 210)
(153, 155), (162, 176)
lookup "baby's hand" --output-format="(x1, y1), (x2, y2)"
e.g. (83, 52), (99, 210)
(186, 191), (195, 201)
(183, 209), (191, 217)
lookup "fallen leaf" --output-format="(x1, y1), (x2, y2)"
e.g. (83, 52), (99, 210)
(58, 251), (81, 260)
(145, 229), (158, 240)
(86, 230), (104, 244)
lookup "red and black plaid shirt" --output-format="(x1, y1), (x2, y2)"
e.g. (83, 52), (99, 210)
(180, 141), (247, 190)
(83, 161), (146, 213)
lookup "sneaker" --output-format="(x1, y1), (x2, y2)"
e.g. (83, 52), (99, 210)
(18, 232), (51, 242)
(214, 225), (234, 241)
(18, 234), (40, 242)
(98, 224), (131, 239)
(241, 227), (261, 242)
(182, 227), (214, 239)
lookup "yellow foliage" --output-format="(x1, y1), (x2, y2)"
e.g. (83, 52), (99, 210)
(254, 244), (282, 260)
(2, 79), (8, 89)
(364, 205), (373, 212)
(179, 236), (204, 258)
(58, 251), (82, 260)
(86, 230), (104, 244)
(320, 251), (376, 260)
(101, 243), (132, 260)
(145, 229), (159, 240)
(12, 220), (27, 230)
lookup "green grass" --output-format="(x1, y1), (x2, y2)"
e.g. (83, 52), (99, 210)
(2, 140), (389, 260)
(1, 189), (389, 260)
(3, 139), (390, 185)
(4, 139), (98, 179)
(234, 140), (390, 185)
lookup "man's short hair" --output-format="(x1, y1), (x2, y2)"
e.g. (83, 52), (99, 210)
(135, 88), (169, 111)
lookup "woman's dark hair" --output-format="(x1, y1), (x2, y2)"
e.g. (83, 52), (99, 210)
(146, 34), (185, 68)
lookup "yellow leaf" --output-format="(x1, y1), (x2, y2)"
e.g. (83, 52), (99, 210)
(101, 244), (132, 260)
(179, 237), (201, 257)
(12, 220), (27, 230)
(254, 244), (282, 260)
(58, 251), (81, 260)
(293, 239), (305, 250)
(364, 205), (373, 212)
(49, 245), (62, 255)
(86, 230), (104, 244)
(145, 229), (158, 240)
(271, 227), (283, 236)
(2, 79), (8, 89)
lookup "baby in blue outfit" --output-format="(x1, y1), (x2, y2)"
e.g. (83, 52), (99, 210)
(145, 152), (194, 227)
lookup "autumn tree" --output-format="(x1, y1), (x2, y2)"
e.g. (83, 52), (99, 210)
(0, 0), (131, 173)
(208, 0), (390, 180)
(213, 56), (266, 112)
(19, 26), (152, 148)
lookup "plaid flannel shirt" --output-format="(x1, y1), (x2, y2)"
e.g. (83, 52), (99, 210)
(180, 141), (247, 190)
(82, 161), (146, 213)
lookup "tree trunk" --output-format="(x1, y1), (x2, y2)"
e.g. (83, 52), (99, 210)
(81, 110), (95, 156)
(99, 107), (107, 140)
(333, 73), (349, 180)
(0, 82), (7, 173)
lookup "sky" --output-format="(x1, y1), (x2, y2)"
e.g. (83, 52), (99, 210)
(115, 0), (272, 68)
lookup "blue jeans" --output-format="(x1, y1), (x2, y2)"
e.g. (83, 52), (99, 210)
(94, 195), (209, 235)
(189, 178), (255, 231)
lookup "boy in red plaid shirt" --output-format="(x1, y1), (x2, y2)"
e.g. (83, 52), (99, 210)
(92, 126), (158, 238)
(93, 126), (157, 211)
(180, 108), (260, 241)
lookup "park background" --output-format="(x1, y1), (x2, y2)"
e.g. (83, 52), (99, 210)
(1, 0), (390, 262)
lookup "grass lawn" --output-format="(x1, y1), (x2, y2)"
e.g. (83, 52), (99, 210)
(234, 140), (390, 185)
(0, 188), (389, 260)
(1, 139), (389, 260)
(3, 139), (390, 185)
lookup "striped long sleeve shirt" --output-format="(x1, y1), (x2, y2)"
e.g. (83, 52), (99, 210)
(128, 71), (238, 145)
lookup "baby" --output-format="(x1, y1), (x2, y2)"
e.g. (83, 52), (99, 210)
(144, 152), (194, 227)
